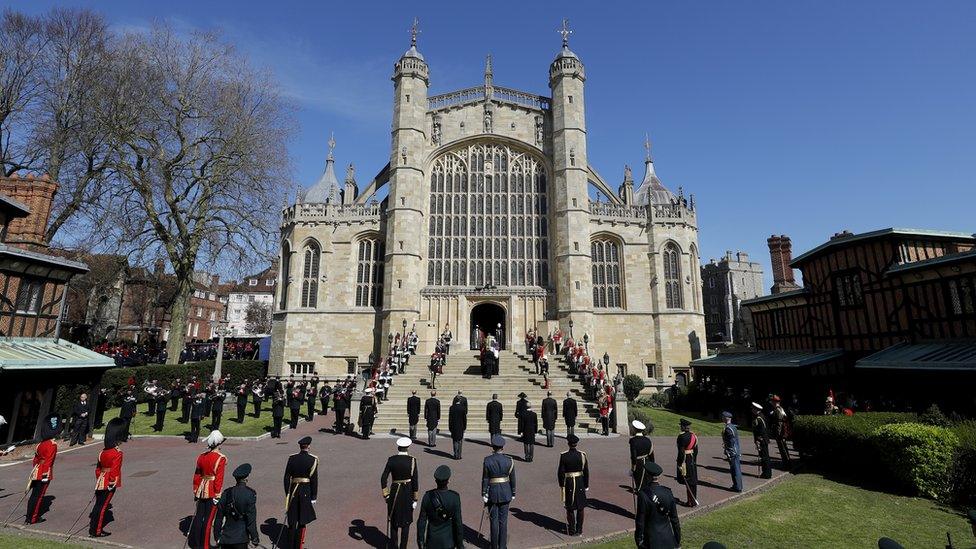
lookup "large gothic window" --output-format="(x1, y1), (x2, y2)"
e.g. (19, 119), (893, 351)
(664, 243), (683, 309)
(591, 238), (623, 308)
(427, 143), (549, 288)
(279, 241), (291, 310)
(300, 241), (320, 308)
(356, 237), (385, 307)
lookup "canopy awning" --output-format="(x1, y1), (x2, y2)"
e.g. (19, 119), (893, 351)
(0, 338), (115, 371)
(691, 349), (845, 369)
(855, 341), (976, 371)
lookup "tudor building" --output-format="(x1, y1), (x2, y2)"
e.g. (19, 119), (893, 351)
(270, 25), (706, 386)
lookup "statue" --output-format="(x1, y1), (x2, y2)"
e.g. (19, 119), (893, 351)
(483, 109), (492, 133)
(431, 121), (441, 145)
(535, 117), (544, 145)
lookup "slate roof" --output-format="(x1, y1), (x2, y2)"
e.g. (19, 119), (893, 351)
(855, 341), (976, 371)
(691, 349), (845, 368)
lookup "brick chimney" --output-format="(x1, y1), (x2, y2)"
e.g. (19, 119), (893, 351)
(0, 173), (58, 250)
(767, 235), (800, 294)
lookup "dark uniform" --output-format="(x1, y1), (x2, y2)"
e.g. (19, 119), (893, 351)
(629, 434), (655, 492)
(251, 385), (263, 418)
(514, 395), (528, 436)
(753, 412), (772, 479)
(153, 390), (169, 432)
(722, 417), (743, 492)
(189, 395), (207, 443)
(288, 386), (303, 429)
(448, 402), (465, 460)
(283, 440), (318, 549)
(214, 464), (259, 548)
(486, 399), (503, 436)
(306, 386), (317, 421)
(563, 396), (577, 437)
(211, 390), (225, 430)
(235, 386), (248, 423)
(271, 392), (285, 438)
(381, 448), (419, 549)
(318, 385), (331, 418)
(359, 392), (377, 439)
(416, 470), (463, 549)
(119, 394), (137, 441)
(424, 396), (441, 447)
(521, 408), (538, 462)
(170, 383), (182, 411)
(557, 441), (589, 536)
(675, 425), (699, 506)
(182, 384), (194, 422)
(634, 466), (681, 549)
(333, 391), (348, 434)
(482, 437), (516, 549)
(407, 394), (421, 440)
(542, 396), (558, 447)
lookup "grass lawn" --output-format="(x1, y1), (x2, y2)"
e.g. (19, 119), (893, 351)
(0, 531), (88, 548)
(93, 402), (290, 438)
(631, 406), (747, 437)
(589, 473), (974, 548)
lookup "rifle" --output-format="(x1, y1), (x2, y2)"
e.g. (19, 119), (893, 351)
(1, 488), (28, 526)
(64, 492), (97, 542)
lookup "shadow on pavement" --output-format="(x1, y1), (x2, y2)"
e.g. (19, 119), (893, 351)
(510, 506), (564, 532)
(178, 514), (193, 536)
(587, 497), (635, 520)
(462, 523), (489, 548)
(423, 448), (455, 460)
(260, 518), (287, 546)
(348, 518), (386, 548)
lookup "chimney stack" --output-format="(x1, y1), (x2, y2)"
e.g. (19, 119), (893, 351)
(0, 173), (58, 251)
(767, 235), (800, 294)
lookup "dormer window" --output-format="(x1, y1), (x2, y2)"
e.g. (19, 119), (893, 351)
(249, 279), (257, 286)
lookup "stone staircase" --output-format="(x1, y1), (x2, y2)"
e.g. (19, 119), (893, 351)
(372, 349), (604, 435)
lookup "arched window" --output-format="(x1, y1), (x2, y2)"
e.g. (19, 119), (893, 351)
(279, 241), (291, 309)
(591, 238), (623, 308)
(664, 243), (683, 309)
(356, 237), (385, 307)
(301, 241), (320, 308)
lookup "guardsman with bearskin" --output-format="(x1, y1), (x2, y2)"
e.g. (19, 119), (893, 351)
(283, 436), (318, 549)
(557, 434), (589, 537)
(629, 420), (655, 494)
(187, 430), (227, 548)
(676, 418), (699, 507)
(89, 418), (125, 537)
(26, 413), (62, 524)
(381, 437), (419, 549)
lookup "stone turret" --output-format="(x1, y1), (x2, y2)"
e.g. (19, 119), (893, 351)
(342, 164), (358, 206)
(619, 165), (635, 205)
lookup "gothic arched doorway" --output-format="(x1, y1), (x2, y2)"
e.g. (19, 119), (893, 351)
(470, 302), (506, 350)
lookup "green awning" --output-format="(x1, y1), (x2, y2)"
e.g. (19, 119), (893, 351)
(855, 342), (976, 371)
(0, 338), (115, 371)
(692, 349), (845, 369)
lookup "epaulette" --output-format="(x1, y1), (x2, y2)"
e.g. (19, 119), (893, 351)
(309, 453), (319, 460)
(560, 450), (569, 455)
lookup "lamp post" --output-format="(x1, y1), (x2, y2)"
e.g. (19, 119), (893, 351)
(603, 352), (610, 367)
(583, 332), (589, 353)
(213, 320), (231, 383)
(568, 319), (574, 339)
(402, 318), (408, 333)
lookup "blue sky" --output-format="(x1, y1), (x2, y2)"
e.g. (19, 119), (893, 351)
(11, 1), (976, 289)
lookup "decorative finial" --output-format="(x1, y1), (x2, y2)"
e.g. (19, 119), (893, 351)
(327, 132), (336, 162)
(644, 133), (653, 162)
(484, 53), (494, 98)
(410, 17), (420, 47)
(559, 18), (573, 47)
(485, 54), (493, 76)
(345, 163), (355, 182)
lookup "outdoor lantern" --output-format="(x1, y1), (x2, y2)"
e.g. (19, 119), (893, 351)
(603, 352), (610, 366)
(583, 333), (589, 344)
(402, 318), (407, 331)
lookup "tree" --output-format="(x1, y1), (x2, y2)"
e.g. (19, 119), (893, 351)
(244, 301), (272, 335)
(106, 26), (291, 363)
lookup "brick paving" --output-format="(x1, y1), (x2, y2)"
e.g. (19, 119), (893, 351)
(0, 415), (789, 548)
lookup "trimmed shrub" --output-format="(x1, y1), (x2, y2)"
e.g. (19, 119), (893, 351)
(628, 407), (652, 433)
(918, 404), (951, 427)
(791, 413), (916, 476)
(99, 360), (266, 406)
(950, 420), (976, 505)
(622, 374), (645, 402)
(874, 422), (959, 499)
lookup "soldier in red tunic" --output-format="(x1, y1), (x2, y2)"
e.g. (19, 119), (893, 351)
(188, 430), (227, 548)
(26, 413), (63, 524)
(90, 418), (125, 537)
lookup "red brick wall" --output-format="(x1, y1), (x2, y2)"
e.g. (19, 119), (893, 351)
(0, 173), (58, 250)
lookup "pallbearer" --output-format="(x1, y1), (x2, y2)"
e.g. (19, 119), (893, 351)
(283, 436), (318, 549)
(629, 420), (655, 494)
(381, 437), (419, 549)
(557, 434), (589, 537)
(89, 418), (125, 538)
(675, 418), (699, 507)
(188, 430), (227, 548)
(26, 414), (62, 524)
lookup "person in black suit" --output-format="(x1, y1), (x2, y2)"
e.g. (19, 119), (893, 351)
(406, 391), (421, 441)
(70, 393), (90, 446)
(214, 463), (259, 548)
(283, 437), (318, 549)
(563, 392), (578, 438)
(424, 392), (441, 447)
(448, 400), (465, 460)
(381, 437), (419, 549)
(453, 390), (468, 416)
(486, 394), (503, 437)
(541, 391), (558, 447)
(634, 461), (681, 549)
(521, 402), (538, 462)
(515, 393), (528, 436)
(557, 434), (589, 536)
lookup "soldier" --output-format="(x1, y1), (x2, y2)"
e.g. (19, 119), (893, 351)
(26, 414), (62, 524)
(288, 383), (303, 430)
(213, 463), (259, 548)
(563, 392), (578, 438)
(94, 387), (109, 428)
(407, 390), (422, 441)
(752, 402), (772, 479)
(514, 392), (528, 436)
(453, 390), (468, 416)
(359, 387), (377, 440)
(170, 379), (182, 411)
(153, 386), (169, 432)
(448, 398), (465, 460)
(675, 418), (699, 507)
(381, 438), (419, 549)
(521, 402), (538, 462)
(70, 392), (90, 446)
(183, 381), (195, 422)
(486, 394), (503, 437)
(333, 387), (347, 435)
(416, 465), (463, 549)
(557, 434), (589, 536)
(634, 462), (681, 549)
(629, 420), (655, 495)
(89, 418), (125, 537)
(251, 381), (263, 418)
(721, 411), (743, 493)
(235, 382), (248, 423)
(271, 386), (286, 439)
(318, 383), (331, 419)
(187, 392), (206, 443)
(424, 391), (441, 447)
(482, 434), (516, 549)
(770, 395), (791, 467)
(283, 436), (318, 549)
(542, 391), (558, 447)
(119, 390), (137, 442)
(306, 383), (317, 422)
(188, 430), (227, 548)
(211, 387), (226, 430)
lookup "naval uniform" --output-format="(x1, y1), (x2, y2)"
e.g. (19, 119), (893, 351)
(482, 452), (516, 549)
(381, 452), (419, 549)
(189, 448), (227, 548)
(557, 448), (589, 536)
(629, 435), (655, 492)
(753, 415), (772, 479)
(283, 450), (319, 549)
(359, 394), (377, 439)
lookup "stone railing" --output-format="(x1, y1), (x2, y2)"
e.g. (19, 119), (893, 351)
(428, 85), (551, 111)
(588, 201), (647, 221)
(493, 86), (551, 110)
(428, 87), (485, 110)
(283, 202), (385, 224)
(650, 203), (689, 220)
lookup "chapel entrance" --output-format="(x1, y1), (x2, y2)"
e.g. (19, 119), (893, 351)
(470, 303), (506, 350)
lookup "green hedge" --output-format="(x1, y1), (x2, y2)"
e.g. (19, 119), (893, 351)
(875, 423), (958, 499)
(792, 413), (916, 475)
(950, 420), (976, 505)
(99, 360), (266, 406)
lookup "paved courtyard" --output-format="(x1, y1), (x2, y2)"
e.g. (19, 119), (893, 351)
(0, 416), (789, 548)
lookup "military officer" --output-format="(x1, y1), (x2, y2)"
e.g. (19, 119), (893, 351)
(542, 391), (558, 447)
(332, 388), (348, 434)
(482, 434), (516, 549)
(188, 430), (227, 548)
(90, 418), (125, 537)
(634, 462), (681, 549)
(271, 387), (286, 438)
(235, 382), (248, 423)
(119, 390), (137, 441)
(721, 411), (743, 492)
(752, 402), (772, 479)
(557, 434), (589, 536)
(282, 436), (318, 549)
(26, 414), (62, 524)
(448, 398), (465, 460)
(416, 465), (463, 549)
(306, 382), (317, 421)
(424, 391), (441, 447)
(287, 383), (303, 430)
(189, 392), (207, 443)
(521, 402), (538, 462)
(514, 393), (528, 436)
(211, 387), (226, 430)
(486, 394), (503, 437)
(563, 392), (578, 438)
(318, 383), (331, 419)
(359, 387), (377, 440)
(770, 395), (791, 466)
(381, 437), (419, 549)
(214, 463), (259, 548)
(153, 387), (169, 432)
(675, 418), (699, 507)
(407, 390), (422, 441)
(629, 420), (655, 495)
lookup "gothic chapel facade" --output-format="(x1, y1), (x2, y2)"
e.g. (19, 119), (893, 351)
(270, 26), (706, 388)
